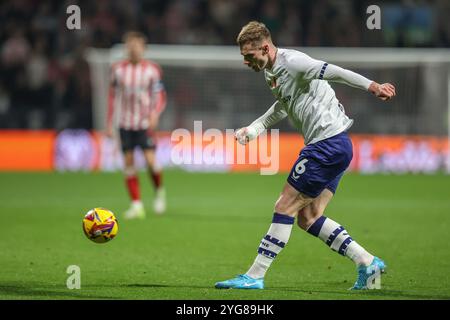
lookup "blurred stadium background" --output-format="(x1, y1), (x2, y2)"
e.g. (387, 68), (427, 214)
(1, 0), (450, 300)
(0, 0), (449, 173)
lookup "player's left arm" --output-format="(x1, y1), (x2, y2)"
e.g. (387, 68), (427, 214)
(149, 69), (167, 131)
(287, 52), (396, 101)
(106, 66), (118, 138)
(235, 101), (287, 145)
(321, 64), (396, 101)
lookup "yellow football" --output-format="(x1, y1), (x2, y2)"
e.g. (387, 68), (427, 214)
(82, 208), (119, 243)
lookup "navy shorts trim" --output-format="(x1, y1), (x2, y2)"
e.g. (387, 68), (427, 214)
(286, 131), (353, 198)
(119, 129), (156, 152)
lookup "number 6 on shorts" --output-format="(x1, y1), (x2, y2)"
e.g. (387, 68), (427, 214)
(292, 158), (308, 179)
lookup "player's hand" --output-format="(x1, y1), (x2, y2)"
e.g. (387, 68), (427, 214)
(235, 126), (258, 145)
(105, 126), (114, 138)
(369, 82), (396, 101)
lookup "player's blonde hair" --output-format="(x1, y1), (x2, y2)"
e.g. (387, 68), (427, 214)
(123, 31), (147, 43)
(236, 21), (272, 47)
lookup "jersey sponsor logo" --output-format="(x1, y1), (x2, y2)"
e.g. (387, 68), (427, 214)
(267, 76), (277, 88)
(280, 95), (291, 104)
(291, 158), (308, 180)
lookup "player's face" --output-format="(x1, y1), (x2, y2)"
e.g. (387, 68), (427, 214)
(240, 42), (269, 72)
(126, 38), (145, 61)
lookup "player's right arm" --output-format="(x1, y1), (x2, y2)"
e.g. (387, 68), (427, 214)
(235, 101), (287, 145)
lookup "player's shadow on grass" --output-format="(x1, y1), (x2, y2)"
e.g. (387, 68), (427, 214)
(126, 284), (172, 288)
(125, 283), (211, 290)
(128, 283), (450, 300)
(269, 286), (450, 300)
(0, 284), (119, 300)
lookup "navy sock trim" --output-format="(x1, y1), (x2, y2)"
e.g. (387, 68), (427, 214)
(258, 247), (277, 258)
(326, 226), (345, 246)
(272, 212), (295, 225)
(307, 215), (326, 237)
(263, 235), (286, 248)
(338, 237), (353, 255)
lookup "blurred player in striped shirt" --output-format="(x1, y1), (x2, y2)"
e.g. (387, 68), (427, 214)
(106, 31), (167, 219)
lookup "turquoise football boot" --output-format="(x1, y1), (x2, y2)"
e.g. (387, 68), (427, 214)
(215, 274), (264, 289)
(350, 257), (387, 290)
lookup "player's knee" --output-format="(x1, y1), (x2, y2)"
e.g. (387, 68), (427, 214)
(274, 193), (308, 216)
(146, 162), (155, 172)
(124, 153), (134, 167)
(144, 151), (156, 168)
(274, 196), (291, 215)
(124, 166), (137, 177)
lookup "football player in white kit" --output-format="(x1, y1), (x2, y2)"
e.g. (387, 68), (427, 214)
(215, 21), (396, 290)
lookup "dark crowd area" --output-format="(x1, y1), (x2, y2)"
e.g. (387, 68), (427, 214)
(0, 0), (449, 129)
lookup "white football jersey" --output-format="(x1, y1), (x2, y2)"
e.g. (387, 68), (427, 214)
(252, 48), (372, 145)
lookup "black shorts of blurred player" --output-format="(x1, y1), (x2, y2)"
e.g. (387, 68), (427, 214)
(119, 128), (159, 188)
(119, 128), (156, 153)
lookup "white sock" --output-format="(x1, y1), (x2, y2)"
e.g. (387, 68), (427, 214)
(306, 215), (374, 266)
(246, 213), (294, 279)
(132, 200), (143, 208)
(345, 241), (374, 266)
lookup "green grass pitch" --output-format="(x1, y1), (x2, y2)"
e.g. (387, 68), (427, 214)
(0, 170), (449, 300)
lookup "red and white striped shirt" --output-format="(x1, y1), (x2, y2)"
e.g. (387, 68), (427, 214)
(107, 59), (167, 130)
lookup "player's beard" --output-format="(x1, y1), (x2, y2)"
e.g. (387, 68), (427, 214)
(252, 60), (265, 72)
